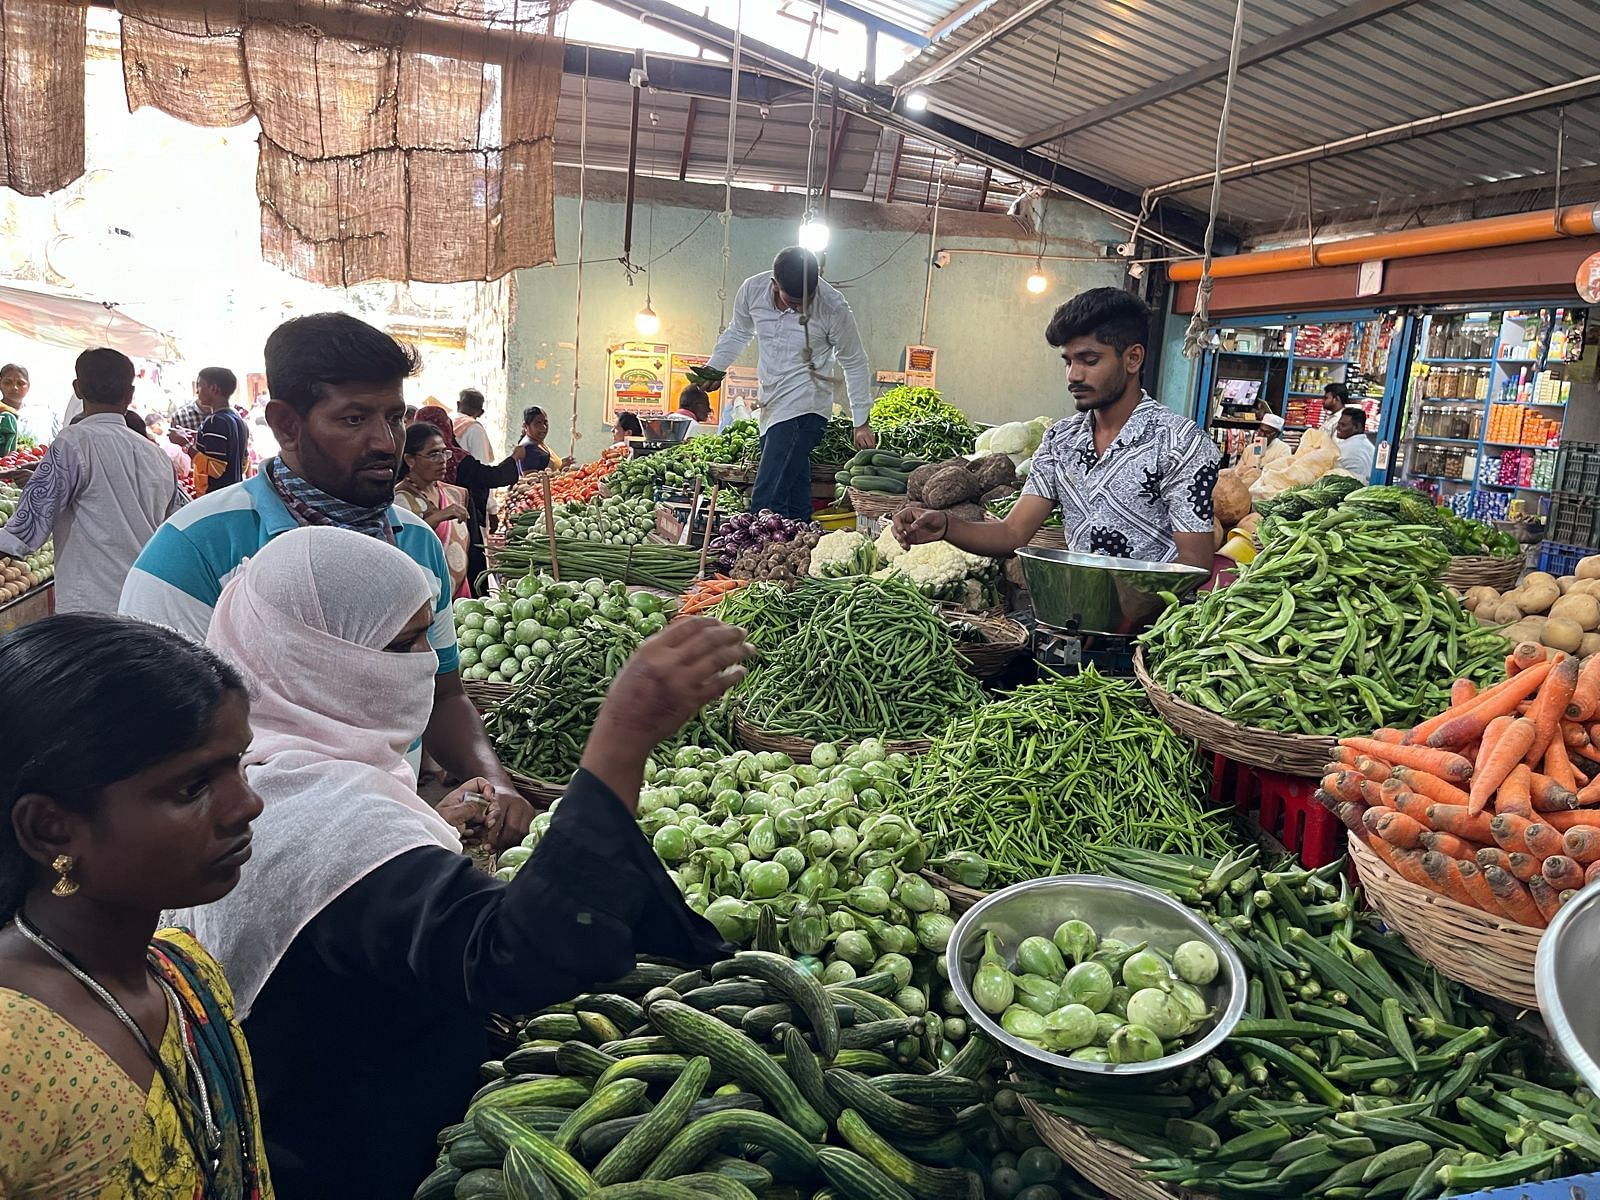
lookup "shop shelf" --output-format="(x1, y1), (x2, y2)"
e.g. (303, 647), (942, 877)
(1539, 541), (1594, 575)
(1287, 390), (1333, 398)
(1546, 493), (1600, 551)
(1556, 442), (1600, 495)
(1411, 435), (1480, 446)
(1292, 356), (1349, 364)
(1421, 356), (1496, 364)
(1478, 482), (1551, 494)
(1411, 473), (1472, 485)
(1217, 349), (1287, 359)
(1484, 440), (1559, 450)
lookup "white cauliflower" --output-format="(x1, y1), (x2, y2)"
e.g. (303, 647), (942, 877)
(872, 524), (993, 602)
(809, 529), (879, 577)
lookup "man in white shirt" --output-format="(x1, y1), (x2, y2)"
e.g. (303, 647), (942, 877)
(1320, 383), (1349, 436)
(1253, 412), (1292, 468)
(453, 387), (499, 530)
(702, 247), (875, 519)
(0, 348), (186, 613)
(1335, 406), (1376, 481)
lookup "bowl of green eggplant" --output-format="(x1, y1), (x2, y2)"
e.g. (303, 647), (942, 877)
(947, 875), (1246, 1079)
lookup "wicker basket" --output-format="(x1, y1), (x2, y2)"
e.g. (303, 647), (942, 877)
(846, 486), (913, 520)
(1020, 1095), (1215, 1200)
(812, 461), (847, 484)
(464, 679), (518, 711)
(1349, 833), (1541, 1007)
(1438, 554), (1523, 593)
(508, 769), (567, 808)
(920, 869), (986, 914)
(945, 612), (1028, 677)
(1133, 649), (1337, 777)
(733, 714), (932, 758)
(709, 462), (759, 486)
(1026, 526), (1068, 551)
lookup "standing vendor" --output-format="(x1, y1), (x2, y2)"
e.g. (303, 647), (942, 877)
(698, 247), (874, 520)
(893, 287), (1219, 570)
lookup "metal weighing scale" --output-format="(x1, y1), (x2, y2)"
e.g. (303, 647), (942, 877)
(625, 415), (694, 459)
(1014, 548), (1210, 677)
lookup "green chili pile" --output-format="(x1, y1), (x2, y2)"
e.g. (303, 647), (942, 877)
(735, 575), (986, 742)
(1142, 509), (1506, 737)
(896, 668), (1237, 888)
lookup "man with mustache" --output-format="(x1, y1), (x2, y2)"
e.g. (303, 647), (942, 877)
(894, 287), (1219, 570)
(120, 312), (531, 845)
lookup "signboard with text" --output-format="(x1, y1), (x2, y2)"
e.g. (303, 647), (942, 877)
(604, 341), (670, 423)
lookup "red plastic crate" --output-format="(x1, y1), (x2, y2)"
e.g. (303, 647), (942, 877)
(1210, 753), (1341, 868)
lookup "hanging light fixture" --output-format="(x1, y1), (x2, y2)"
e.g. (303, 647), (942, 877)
(634, 302), (661, 337)
(798, 216), (831, 253)
(904, 91), (929, 113)
(1025, 265), (1049, 294)
(635, 111), (663, 339)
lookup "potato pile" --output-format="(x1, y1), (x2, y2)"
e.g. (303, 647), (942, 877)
(0, 550), (50, 604)
(1465, 555), (1600, 658)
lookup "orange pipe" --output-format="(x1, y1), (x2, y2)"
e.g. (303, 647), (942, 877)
(1169, 203), (1600, 281)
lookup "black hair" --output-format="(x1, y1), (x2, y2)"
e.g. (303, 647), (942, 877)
(398, 421), (445, 481)
(773, 246), (820, 301)
(124, 410), (149, 438)
(1341, 406), (1368, 434)
(1324, 382), (1350, 404)
(264, 312), (421, 416)
(1043, 287), (1150, 353)
(404, 404), (419, 422)
(522, 405), (547, 427)
(678, 386), (712, 420)
(0, 615), (246, 920)
(197, 366), (238, 399)
(615, 411), (643, 437)
(458, 388), (486, 416)
(75, 347), (135, 406)
(0, 364), (27, 381)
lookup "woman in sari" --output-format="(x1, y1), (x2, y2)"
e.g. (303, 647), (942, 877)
(0, 615), (272, 1198)
(171, 525), (749, 1197)
(395, 421), (473, 596)
(408, 407), (522, 596)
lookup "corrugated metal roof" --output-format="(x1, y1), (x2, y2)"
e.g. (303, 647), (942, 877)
(886, 0), (1600, 229)
(842, 0), (994, 36)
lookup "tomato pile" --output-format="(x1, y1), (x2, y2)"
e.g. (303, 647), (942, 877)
(0, 445), (46, 472)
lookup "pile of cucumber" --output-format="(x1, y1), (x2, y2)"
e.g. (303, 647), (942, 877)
(419, 951), (1089, 1200)
(836, 450), (927, 496)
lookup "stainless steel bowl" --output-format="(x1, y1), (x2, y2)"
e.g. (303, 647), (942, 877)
(947, 875), (1246, 1080)
(1016, 548), (1209, 635)
(1537, 882), (1600, 1093)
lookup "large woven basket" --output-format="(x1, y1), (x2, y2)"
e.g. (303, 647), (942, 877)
(1020, 1095), (1215, 1200)
(945, 612), (1028, 677)
(733, 714), (932, 758)
(1438, 554), (1523, 593)
(1133, 649), (1337, 777)
(1026, 525), (1068, 550)
(709, 462), (759, 486)
(1349, 833), (1541, 1007)
(920, 870), (985, 914)
(508, 769), (566, 808)
(464, 679), (518, 711)
(846, 486), (913, 520)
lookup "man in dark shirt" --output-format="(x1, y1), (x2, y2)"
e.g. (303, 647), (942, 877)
(193, 366), (249, 493)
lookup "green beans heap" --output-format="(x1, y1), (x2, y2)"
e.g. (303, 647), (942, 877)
(1142, 509), (1507, 737)
(493, 538), (702, 593)
(1014, 847), (1600, 1200)
(736, 575), (986, 742)
(896, 668), (1237, 888)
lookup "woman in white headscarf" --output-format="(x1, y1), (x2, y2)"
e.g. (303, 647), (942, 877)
(171, 525), (749, 1198)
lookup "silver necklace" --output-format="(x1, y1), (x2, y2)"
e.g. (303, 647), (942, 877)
(12, 914), (223, 1162)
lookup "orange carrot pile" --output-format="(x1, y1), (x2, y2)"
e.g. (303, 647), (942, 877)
(676, 576), (748, 617)
(1322, 642), (1600, 929)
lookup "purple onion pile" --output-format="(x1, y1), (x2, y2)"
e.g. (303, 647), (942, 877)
(710, 510), (822, 573)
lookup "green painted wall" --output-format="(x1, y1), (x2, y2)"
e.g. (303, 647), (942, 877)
(506, 171), (1132, 454)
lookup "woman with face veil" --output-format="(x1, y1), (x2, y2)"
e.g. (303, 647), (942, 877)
(170, 525), (749, 1196)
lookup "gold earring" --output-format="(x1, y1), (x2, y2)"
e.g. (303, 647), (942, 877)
(50, 855), (78, 898)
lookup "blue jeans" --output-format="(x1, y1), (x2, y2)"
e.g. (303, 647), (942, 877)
(751, 413), (825, 521)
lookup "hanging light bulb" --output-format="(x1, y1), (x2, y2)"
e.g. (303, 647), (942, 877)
(1025, 267), (1049, 294)
(798, 218), (831, 253)
(635, 302), (661, 337)
(904, 92), (929, 113)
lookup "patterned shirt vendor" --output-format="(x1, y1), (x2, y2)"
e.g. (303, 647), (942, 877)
(893, 287), (1220, 569)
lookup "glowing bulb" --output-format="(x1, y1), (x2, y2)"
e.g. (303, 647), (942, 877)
(1025, 270), (1049, 294)
(905, 92), (929, 113)
(634, 303), (661, 337)
(798, 219), (831, 253)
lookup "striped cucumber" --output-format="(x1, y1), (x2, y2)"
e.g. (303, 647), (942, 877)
(468, 1077), (591, 1115)
(671, 1174), (759, 1200)
(453, 1168), (507, 1199)
(830, 972), (902, 999)
(647, 1000), (828, 1140)
(578, 1093), (761, 1162)
(641, 1109), (821, 1180)
(835, 1108), (980, 1200)
(936, 1033), (996, 1080)
(871, 1073), (985, 1109)
(597, 962), (682, 997)
(413, 1164), (462, 1200)
(599, 1035), (674, 1057)
(783, 1025), (843, 1124)
(552, 1041), (616, 1078)
(702, 1153), (773, 1191)
(502, 1046), (562, 1076)
(828, 986), (907, 1020)
(681, 979), (780, 1011)
(590, 1185), (716, 1200)
(552, 1078), (648, 1152)
(574, 993), (645, 1029)
(592, 1056), (712, 1186)
(447, 1134), (504, 1170)
(815, 1146), (917, 1200)
(502, 1146), (560, 1200)
(712, 950), (841, 1060)
(825, 1069), (955, 1138)
(593, 1054), (690, 1089)
(471, 1111), (595, 1200)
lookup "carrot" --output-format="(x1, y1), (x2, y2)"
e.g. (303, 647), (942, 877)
(1391, 793), (1436, 826)
(1524, 822), (1564, 861)
(1379, 777), (1409, 807)
(1569, 655), (1600, 722)
(1542, 854), (1586, 892)
(1329, 746), (1362, 769)
(1527, 875), (1565, 923)
(1512, 641), (1548, 673)
(1470, 717), (1537, 814)
(1455, 859), (1502, 915)
(1530, 775), (1580, 812)
(1370, 809), (1428, 850)
(1419, 829), (1477, 860)
(1450, 678), (1478, 707)
(1495, 764), (1534, 819)
(1328, 798), (1367, 837)
(1427, 803), (1495, 843)
(1342, 737), (1474, 782)
(1526, 655), (1581, 766)
(1563, 825), (1600, 865)
(1483, 865), (1548, 927)
(1351, 755), (1392, 783)
(1565, 722), (1591, 750)
(1507, 852), (1543, 883)
(1420, 851), (1478, 906)
(1392, 766), (1471, 808)
(1588, 861), (1600, 887)
(1371, 727), (1405, 744)
(1540, 809), (1600, 831)
(1579, 773), (1600, 806)
(1490, 813), (1534, 855)
(1322, 771), (1366, 804)
(1411, 661), (1553, 745)
(1389, 848), (1435, 888)
(1542, 736), (1581, 794)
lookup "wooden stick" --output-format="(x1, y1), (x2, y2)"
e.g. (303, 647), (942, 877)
(540, 472), (559, 582)
(697, 484), (721, 580)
